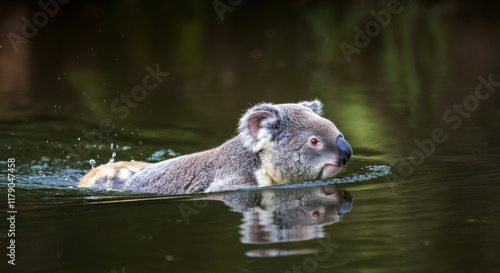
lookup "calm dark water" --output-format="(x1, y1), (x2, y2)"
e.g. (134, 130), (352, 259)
(1, 1), (500, 273)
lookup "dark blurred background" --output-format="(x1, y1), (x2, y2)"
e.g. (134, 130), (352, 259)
(1, 0), (499, 145)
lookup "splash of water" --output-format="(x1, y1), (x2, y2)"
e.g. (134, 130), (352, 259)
(89, 159), (96, 169)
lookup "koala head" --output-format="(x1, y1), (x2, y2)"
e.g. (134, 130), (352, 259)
(238, 100), (352, 185)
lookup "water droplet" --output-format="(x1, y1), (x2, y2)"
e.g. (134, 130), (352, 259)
(110, 143), (114, 150)
(89, 159), (96, 168)
(109, 152), (116, 164)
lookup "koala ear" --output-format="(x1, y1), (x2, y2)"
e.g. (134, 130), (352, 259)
(245, 110), (275, 139)
(238, 104), (281, 150)
(299, 100), (323, 115)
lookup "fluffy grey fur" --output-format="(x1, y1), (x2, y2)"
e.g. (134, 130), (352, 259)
(78, 100), (352, 194)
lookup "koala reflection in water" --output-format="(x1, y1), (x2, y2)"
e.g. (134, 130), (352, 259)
(78, 100), (353, 194)
(213, 185), (353, 247)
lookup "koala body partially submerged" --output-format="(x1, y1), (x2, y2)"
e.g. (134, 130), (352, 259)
(78, 100), (352, 194)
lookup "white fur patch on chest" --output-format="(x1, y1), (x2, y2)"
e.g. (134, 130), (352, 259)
(254, 151), (290, 187)
(252, 133), (290, 187)
(254, 167), (275, 187)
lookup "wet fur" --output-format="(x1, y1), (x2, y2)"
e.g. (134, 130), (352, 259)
(78, 100), (349, 194)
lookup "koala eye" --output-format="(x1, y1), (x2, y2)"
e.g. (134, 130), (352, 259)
(308, 136), (323, 149)
(310, 137), (319, 146)
(312, 210), (320, 218)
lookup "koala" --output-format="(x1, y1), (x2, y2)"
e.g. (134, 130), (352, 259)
(78, 100), (353, 194)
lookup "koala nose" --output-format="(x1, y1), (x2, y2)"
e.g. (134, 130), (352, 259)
(336, 137), (352, 165)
